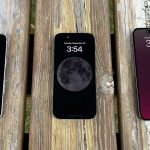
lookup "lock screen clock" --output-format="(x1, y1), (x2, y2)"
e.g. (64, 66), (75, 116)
(66, 46), (83, 52)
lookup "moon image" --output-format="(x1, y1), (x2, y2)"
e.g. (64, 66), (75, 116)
(57, 57), (93, 92)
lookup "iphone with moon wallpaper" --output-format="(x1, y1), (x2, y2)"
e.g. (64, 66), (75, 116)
(133, 28), (150, 120)
(53, 33), (96, 119)
(0, 35), (6, 116)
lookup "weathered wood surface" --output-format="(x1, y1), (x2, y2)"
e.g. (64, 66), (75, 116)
(29, 0), (117, 149)
(0, 0), (30, 149)
(115, 0), (150, 149)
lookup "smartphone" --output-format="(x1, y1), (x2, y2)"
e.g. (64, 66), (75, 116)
(53, 33), (96, 119)
(0, 35), (6, 116)
(133, 28), (150, 120)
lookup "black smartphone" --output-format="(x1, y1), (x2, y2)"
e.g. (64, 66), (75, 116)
(53, 33), (96, 119)
(0, 34), (6, 116)
(133, 28), (150, 120)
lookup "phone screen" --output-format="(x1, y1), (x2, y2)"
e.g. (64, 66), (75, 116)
(0, 35), (6, 116)
(133, 28), (150, 119)
(53, 33), (96, 119)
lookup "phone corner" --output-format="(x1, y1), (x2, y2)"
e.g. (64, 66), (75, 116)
(85, 33), (95, 39)
(0, 108), (3, 118)
(54, 33), (64, 39)
(133, 28), (141, 36)
(138, 109), (150, 120)
(53, 112), (62, 119)
(0, 34), (6, 40)
(87, 111), (96, 119)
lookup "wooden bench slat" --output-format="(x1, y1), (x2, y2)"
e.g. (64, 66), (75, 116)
(29, 0), (117, 149)
(0, 0), (31, 149)
(114, 0), (150, 149)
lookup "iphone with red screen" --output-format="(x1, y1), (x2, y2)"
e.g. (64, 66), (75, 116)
(133, 28), (150, 119)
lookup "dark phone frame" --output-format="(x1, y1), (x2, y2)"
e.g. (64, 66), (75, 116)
(133, 28), (150, 120)
(53, 33), (96, 119)
(0, 34), (34, 117)
(0, 34), (7, 117)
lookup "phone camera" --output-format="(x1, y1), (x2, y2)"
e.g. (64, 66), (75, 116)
(67, 36), (69, 38)
(146, 30), (150, 34)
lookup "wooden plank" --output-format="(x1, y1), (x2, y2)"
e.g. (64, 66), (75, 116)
(0, 0), (31, 149)
(29, 0), (117, 149)
(115, 0), (150, 149)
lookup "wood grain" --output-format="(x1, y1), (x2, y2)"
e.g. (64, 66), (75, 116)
(29, 0), (117, 149)
(0, 0), (30, 149)
(115, 0), (150, 149)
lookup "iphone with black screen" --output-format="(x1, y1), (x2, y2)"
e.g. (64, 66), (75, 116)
(53, 33), (96, 119)
(133, 28), (150, 120)
(0, 35), (6, 116)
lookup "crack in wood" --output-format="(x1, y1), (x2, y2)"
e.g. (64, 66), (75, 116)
(83, 120), (87, 150)
(144, 0), (150, 27)
(73, 0), (85, 32)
